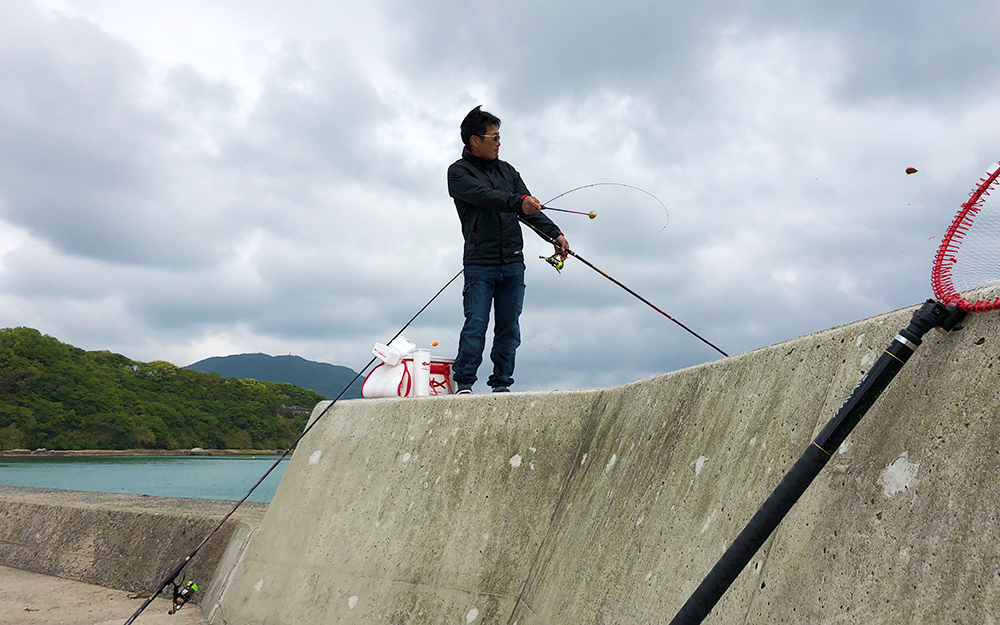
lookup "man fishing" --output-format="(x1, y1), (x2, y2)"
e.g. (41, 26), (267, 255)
(447, 105), (569, 394)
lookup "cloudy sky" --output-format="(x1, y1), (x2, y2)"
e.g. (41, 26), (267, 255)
(1, 0), (998, 393)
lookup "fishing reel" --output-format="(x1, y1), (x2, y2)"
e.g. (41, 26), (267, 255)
(539, 253), (565, 273)
(168, 580), (198, 615)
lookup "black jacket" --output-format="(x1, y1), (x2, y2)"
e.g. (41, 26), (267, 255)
(448, 149), (562, 265)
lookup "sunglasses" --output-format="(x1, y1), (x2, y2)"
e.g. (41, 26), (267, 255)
(478, 133), (500, 142)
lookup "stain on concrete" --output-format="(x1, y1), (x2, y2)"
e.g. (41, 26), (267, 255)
(878, 451), (920, 497)
(701, 510), (716, 534)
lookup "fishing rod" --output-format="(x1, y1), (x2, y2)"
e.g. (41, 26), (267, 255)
(542, 205), (597, 219)
(123, 269), (465, 624)
(669, 161), (1000, 624)
(519, 216), (728, 358)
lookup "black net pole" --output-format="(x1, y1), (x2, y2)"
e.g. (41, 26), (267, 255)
(669, 300), (964, 624)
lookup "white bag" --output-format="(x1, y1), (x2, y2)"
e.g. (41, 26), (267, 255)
(362, 359), (413, 398)
(361, 356), (455, 398)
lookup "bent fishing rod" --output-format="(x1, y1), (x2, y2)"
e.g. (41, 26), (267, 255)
(545, 181), (670, 232)
(123, 269), (464, 624)
(520, 215), (729, 358)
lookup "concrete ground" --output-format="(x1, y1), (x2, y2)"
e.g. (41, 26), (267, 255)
(0, 565), (206, 625)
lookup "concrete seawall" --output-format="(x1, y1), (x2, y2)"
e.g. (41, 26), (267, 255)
(0, 486), (266, 619)
(3, 295), (998, 624)
(216, 298), (1000, 624)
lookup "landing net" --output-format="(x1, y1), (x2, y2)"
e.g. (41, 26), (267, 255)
(931, 162), (1000, 312)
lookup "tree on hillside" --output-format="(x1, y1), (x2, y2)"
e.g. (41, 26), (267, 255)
(0, 327), (324, 451)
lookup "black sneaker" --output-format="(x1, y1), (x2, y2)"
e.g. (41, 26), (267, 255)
(491, 386), (510, 393)
(456, 384), (473, 395)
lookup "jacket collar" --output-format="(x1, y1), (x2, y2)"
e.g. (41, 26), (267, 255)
(462, 147), (496, 169)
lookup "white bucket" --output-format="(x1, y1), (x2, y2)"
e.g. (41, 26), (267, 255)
(411, 349), (431, 397)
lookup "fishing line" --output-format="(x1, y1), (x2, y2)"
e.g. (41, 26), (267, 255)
(123, 268), (464, 624)
(542, 182), (670, 232)
(669, 161), (1000, 624)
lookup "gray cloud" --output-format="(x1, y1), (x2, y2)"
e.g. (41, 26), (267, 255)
(0, 3), (182, 263)
(735, 0), (1000, 106)
(0, 0), (998, 395)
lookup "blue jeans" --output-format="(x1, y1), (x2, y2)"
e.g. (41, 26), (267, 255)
(452, 262), (525, 389)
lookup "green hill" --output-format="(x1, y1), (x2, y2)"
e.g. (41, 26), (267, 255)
(185, 353), (364, 400)
(0, 327), (325, 451)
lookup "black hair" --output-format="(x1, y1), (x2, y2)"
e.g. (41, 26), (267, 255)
(460, 105), (501, 148)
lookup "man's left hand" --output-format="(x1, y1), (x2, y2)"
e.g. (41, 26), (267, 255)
(554, 235), (569, 260)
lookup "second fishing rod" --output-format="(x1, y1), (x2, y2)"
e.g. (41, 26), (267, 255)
(122, 270), (465, 625)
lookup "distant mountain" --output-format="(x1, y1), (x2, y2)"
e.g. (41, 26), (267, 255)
(185, 353), (364, 400)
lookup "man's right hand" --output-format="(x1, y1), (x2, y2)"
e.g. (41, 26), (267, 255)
(521, 196), (542, 215)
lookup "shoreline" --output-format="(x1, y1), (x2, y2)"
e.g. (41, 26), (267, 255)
(0, 448), (288, 457)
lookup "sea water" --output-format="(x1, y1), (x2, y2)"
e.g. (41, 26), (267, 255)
(0, 455), (291, 503)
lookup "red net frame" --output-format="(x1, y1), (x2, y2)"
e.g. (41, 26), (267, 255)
(931, 162), (1000, 312)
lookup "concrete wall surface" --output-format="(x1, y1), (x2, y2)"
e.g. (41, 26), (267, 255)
(0, 486), (266, 611)
(218, 299), (1000, 624)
